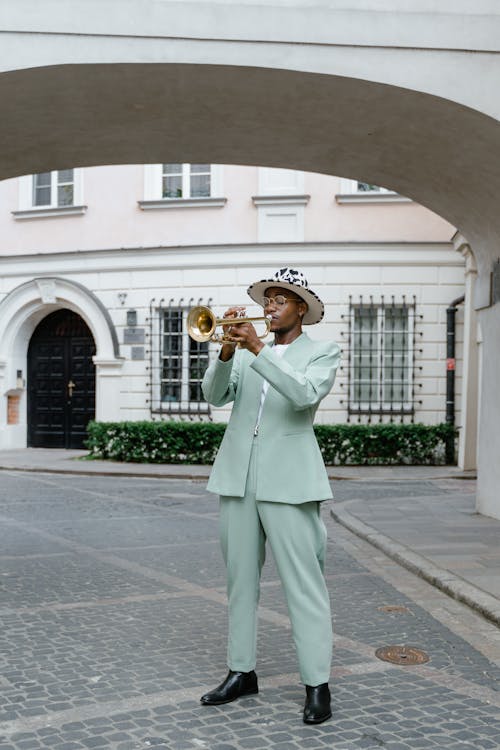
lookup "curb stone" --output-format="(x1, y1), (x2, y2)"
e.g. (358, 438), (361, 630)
(330, 505), (500, 628)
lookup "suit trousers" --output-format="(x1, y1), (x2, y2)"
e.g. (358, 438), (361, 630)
(219, 437), (333, 686)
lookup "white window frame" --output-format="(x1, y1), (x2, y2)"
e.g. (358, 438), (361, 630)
(337, 177), (410, 204)
(14, 169), (86, 219)
(349, 304), (414, 414)
(140, 164), (226, 210)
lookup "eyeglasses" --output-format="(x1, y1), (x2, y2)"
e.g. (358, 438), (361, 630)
(261, 295), (301, 308)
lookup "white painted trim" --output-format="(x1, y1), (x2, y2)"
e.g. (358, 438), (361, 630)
(143, 164), (163, 201)
(12, 205), (88, 220)
(0, 243), (461, 278)
(138, 197), (227, 210)
(252, 195), (310, 206)
(258, 167), (304, 196)
(256, 203), (305, 243)
(336, 193), (412, 204)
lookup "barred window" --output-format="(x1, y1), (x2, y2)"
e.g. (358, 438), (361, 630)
(347, 297), (417, 421)
(148, 302), (210, 417)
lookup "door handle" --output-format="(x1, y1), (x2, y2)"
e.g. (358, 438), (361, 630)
(67, 380), (76, 398)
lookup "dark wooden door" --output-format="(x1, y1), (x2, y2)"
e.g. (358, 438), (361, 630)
(28, 310), (96, 448)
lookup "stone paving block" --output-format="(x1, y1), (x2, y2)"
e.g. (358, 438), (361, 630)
(1, 473), (500, 750)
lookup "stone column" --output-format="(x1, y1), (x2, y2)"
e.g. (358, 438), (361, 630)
(93, 358), (125, 422)
(456, 243), (479, 471)
(476, 302), (500, 519)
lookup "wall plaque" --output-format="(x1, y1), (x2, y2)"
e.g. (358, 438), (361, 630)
(124, 328), (145, 344)
(131, 346), (145, 361)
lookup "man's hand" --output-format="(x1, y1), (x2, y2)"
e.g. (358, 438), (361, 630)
(220, 306), (264, 356)
(219, 306), (243, 361)
(225, 321), (264, 355)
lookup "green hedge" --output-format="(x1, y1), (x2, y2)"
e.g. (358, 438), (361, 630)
(85, 420), (456, 465)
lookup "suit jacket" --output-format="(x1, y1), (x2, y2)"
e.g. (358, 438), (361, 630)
(202, 332), (341, 503)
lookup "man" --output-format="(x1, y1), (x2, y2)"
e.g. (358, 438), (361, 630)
(200, 267), (340, 724)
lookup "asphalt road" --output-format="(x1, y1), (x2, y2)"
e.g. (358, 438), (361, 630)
(0, 471), (499, 750)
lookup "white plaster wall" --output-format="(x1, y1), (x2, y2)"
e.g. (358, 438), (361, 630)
(0, 243), (464, 433)
(0, 166), (454, 254)
(304, 172), (454, 243)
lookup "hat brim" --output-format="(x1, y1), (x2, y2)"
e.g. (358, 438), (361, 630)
(247, 279), (324, 325)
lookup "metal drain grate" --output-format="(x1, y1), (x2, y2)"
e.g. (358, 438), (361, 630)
(375, 645), (430, 665)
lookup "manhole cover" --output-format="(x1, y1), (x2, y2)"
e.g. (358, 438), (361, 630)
(375, 645), (430, 665)
(378, 605), (412, 614)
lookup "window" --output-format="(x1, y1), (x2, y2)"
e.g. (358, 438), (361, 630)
(336, 178), (410, 203)
(140, 164), (225, 210)
(347, 297), (417, 420)
(14, 169), (85, 219)
(149, 303), (210, 417)
(355, 182), (389, 194)
(162, 163), (211, 199)
(32, 169), (75, 208)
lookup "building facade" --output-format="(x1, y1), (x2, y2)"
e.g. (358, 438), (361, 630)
(0, 164), (465, 454)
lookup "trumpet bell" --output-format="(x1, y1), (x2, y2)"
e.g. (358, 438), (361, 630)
(186, 306), (216, 343)
(187, 305), (272, 344)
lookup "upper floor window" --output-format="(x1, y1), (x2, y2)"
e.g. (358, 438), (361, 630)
(32, 169), (75, 208)
(162, 163), (211, 199)
(14, 169), (86, 219)
(140, 164), (226, 210)
(336, 178), (410, 204)
(355, 181), (390, 194)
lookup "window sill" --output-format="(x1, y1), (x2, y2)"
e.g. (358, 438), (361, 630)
(138, 197), (227, 210)
(12, 205), (88, 220)
(336, 193), (411, 204)
(252, 194), (310, 206)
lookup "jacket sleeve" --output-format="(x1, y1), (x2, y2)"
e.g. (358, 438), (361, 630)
(249, 341), (340, 410)
(201, 350), (242, 407)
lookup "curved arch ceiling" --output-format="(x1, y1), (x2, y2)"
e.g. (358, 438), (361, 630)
(1, 63), (499, 251)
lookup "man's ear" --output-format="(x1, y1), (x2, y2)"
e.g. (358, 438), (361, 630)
(298, 301), (308, 318)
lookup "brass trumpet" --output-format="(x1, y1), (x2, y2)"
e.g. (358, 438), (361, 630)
(187, 305), (272, 343)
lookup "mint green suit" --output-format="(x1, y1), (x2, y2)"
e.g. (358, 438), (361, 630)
(202, 333), (341, 685)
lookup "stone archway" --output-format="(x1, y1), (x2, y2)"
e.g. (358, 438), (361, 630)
(0, 277), (123, 449)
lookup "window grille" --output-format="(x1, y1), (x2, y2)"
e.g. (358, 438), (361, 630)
(341, 296), (420, 422)
(147, 298), (211, 418)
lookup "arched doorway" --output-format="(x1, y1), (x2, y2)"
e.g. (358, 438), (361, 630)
(27, 309), (96, 448)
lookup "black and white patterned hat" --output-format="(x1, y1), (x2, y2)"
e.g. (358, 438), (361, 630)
(247, 267), (324, 325)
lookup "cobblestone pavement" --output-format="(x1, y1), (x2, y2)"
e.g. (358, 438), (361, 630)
(0, 471), (499, 750)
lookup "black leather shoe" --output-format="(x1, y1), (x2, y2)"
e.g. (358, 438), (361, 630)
(303, 683), (332, 724)
(200, 670), (258, 705)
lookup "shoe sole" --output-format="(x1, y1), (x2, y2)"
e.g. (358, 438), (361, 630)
(200, 688), (259, 706)
(303, 711), (332, 724)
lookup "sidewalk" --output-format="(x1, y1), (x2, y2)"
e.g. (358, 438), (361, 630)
(0, 447), (476, 481)
(1, 448), (499, 628)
